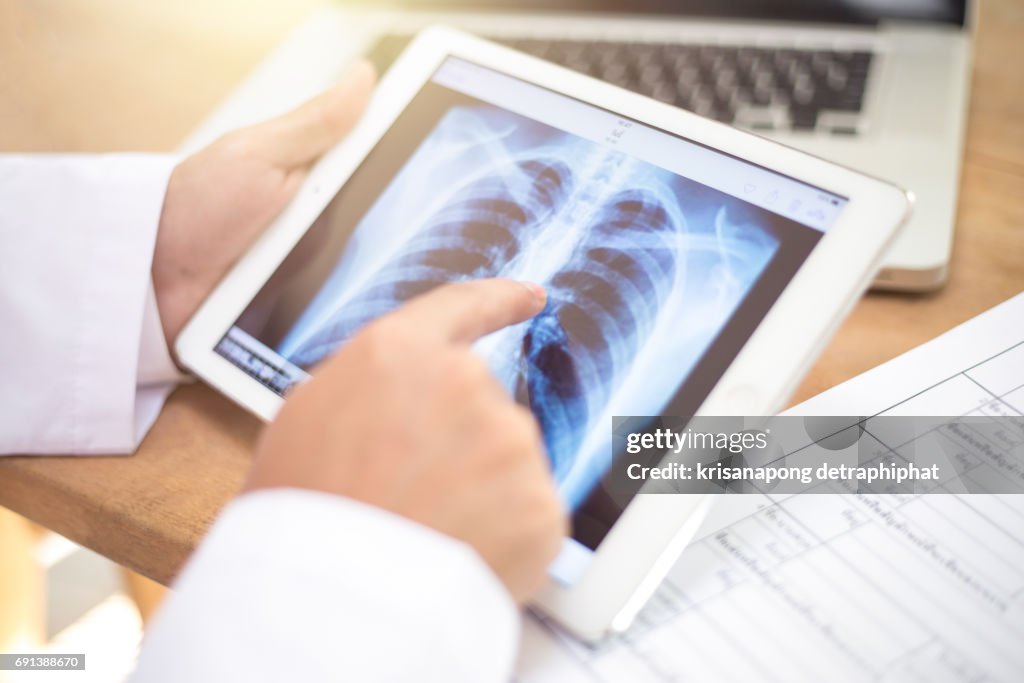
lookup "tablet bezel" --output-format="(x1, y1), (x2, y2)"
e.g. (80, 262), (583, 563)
(176, 26), (911, 642)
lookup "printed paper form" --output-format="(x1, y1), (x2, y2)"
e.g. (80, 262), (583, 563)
(517, 292), (1024, 682)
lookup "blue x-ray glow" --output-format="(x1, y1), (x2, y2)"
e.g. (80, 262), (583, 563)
(277, 106), (780, 509)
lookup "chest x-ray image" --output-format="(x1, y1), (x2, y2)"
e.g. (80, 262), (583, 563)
(252, 105), (780, 509)
(271, 105), (782, 507)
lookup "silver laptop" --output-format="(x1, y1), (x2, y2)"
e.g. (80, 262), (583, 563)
(344, 0), (974, 291)
(188, 1), (973, 291)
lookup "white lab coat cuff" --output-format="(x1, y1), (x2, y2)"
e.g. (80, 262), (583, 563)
(133, 489), (521, 683)
(0, 153), (182, 454)
(133, 281), (184, 445)
(74, 154), (179, 453)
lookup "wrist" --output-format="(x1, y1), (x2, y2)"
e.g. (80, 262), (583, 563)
(151, 231), (202, 358)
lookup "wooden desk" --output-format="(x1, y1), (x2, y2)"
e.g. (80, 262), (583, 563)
(1, 0), (1022, 586)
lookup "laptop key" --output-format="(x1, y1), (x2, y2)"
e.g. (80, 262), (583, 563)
(788, 106), (819, 131)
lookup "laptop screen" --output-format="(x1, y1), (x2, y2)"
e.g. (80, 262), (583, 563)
(380, 1), (968, 26)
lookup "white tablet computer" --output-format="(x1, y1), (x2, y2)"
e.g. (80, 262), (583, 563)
(176, 26), (910, 641)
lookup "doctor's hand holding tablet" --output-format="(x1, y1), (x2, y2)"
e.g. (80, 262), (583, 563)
(152, 63), (374, 345)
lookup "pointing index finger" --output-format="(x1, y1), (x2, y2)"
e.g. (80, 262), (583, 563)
(394, 279), (547, 344)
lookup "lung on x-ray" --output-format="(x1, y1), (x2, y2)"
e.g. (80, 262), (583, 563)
(275, 105), (780, 509)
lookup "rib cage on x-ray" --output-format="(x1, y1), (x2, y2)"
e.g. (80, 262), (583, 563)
(287, 157), (573, 364)
(287, 155), (684, 480)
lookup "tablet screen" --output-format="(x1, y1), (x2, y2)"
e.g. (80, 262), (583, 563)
(215, 56), (847, 582)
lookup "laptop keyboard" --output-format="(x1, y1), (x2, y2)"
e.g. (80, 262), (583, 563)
(365, 33), (873, 135)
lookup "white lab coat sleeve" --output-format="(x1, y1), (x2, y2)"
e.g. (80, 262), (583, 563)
(0, 154), (181, 455)
(131, 489), (521, 683)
